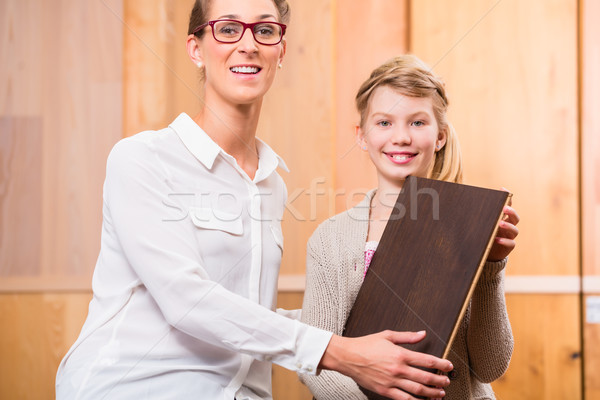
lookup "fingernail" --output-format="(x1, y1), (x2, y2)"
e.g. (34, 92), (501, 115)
(448, 362), (453, 369)
(440, 390), (446, 397)
(417, 330), (425, 334)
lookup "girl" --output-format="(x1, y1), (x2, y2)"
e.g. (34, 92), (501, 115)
(55, 3), (451, 399)
(300, 55), (518, 400)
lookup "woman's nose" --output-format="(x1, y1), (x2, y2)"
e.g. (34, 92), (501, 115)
(237, 28), (258, 53)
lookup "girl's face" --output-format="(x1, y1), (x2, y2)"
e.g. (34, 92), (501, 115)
(358, 85), (446, 190)
(196, 0), (285, 106)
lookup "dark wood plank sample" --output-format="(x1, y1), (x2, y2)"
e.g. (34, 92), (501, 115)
(343, 176), (510, 400)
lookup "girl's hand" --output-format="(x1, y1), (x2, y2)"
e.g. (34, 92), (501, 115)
(487, 190), (520, 262)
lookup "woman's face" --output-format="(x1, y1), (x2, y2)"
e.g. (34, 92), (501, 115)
(358, 85), (446, 189)
(196, 0), (285, 106)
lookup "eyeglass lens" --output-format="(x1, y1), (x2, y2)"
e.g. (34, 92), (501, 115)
(213, 21), (283, 45)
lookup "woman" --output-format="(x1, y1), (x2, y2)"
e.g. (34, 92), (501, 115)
(300, 55), (518, 399)
(55, 2), (452, 399)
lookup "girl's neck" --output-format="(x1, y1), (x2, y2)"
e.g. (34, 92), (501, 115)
(371, 179), (405, 217)
(367, 179), (405, 242)
(193, 97), (263, 179)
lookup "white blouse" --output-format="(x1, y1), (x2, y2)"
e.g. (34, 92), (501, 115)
(55, 113), (332, 400)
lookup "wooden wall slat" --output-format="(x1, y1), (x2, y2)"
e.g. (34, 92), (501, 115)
(581, 0), (600, 397)
(492, 294), (582, 399)
(122, 0), (211, 134)
(257, 0), (335, 274)
(409, 0), (581, 397)
(410, 0), (578, 277)
(0, 0), (123, 289)
(272, 292), (312, 400)
(0, 117), (42, 277)
(0, 0), (42, 117)
(333, 0), (408, 212)
(0, 293), (92, 400)
(39, 0), (123, 279)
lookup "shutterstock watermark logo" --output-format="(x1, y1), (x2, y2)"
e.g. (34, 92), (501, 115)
(161, 176), (440, 223)
(387, 177), (440, 221)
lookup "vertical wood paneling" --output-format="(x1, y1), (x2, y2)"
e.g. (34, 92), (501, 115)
(492, 294), (582, 400)
(333, 0), (408, 212)
(410, 0), (578, 277)
(258, 0), (335, 274)
(409, 0), (581, 397)
(40, 0), (123, 280)
(0, 293), (92, 400)
(0, 117), (42, 276)
(581, 0), (600, 397)
(0, 0), (123, 290)
(123, 0), (198, 136)
(0, 0), (42, 117)
(272, 292), (312, 400)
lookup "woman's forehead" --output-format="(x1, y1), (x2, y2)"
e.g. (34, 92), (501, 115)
(208, 0), (279, 21)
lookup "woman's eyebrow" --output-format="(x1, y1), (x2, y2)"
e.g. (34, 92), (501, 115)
(215, 14), (278, 20)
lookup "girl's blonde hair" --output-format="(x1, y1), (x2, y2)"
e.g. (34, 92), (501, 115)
(355, 55), (463, 183)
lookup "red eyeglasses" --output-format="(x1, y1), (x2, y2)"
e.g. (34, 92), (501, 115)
(193, 19), (287, 46)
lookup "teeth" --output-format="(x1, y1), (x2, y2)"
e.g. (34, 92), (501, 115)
(392, 155), (411, 161)
(231, 66), (259, 74)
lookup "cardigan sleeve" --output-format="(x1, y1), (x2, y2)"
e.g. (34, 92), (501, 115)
(298, 229), (367, 400)
(466, 258), (514, 382)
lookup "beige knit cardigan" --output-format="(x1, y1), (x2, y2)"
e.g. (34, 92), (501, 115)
(299, 190), (514, 400)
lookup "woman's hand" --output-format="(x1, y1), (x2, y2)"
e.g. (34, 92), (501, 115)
(319, 331), (453, 399)
(487, 190), (520, 262)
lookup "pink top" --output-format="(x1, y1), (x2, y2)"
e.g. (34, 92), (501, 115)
(363, 241), (379, 279)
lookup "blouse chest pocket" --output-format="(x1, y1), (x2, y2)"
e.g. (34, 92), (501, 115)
(189, 207), (243, 236)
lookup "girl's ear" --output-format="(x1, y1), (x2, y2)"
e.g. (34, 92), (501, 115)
(436, 128), (448, 151)
(186, 34), (204, 68)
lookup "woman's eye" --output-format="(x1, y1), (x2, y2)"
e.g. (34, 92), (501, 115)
(377, 121), (391, 127)
(219, 24), (241, 36)
(255, 25), (275, 37)
(411, 120), (425, 127)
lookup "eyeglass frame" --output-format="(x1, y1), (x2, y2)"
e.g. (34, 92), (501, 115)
(192, 19), (287, 46)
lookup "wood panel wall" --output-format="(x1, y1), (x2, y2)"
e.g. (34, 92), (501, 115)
(0, 0), (597, 399)
(581, 0), (600, 398)
(0, 0), (123, 290)
(410, 1), (582, 398)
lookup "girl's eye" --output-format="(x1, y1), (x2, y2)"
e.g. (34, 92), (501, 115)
(377, 121), (391, 127)
(411, 120), (425, 127)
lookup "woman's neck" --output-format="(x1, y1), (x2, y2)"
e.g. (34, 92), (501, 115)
(193, 97), (263, 179)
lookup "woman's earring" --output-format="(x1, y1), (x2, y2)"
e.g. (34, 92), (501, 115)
(196, 61), (203, 68)
(278, 63), (283, 69)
